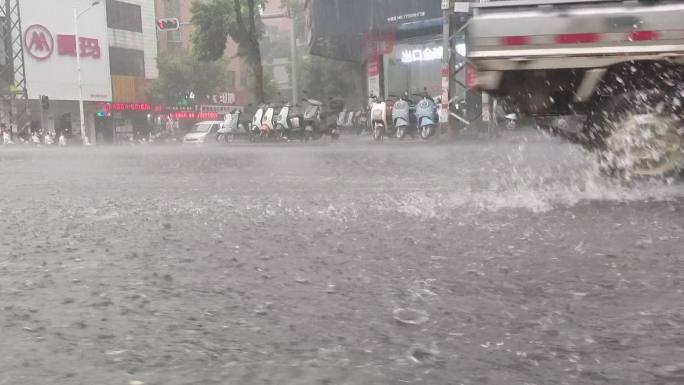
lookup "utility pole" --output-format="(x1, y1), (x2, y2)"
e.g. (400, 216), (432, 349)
(439, 0), (452, 139)
(74, 7), (86, 144)
(289, 15), (299, 105)
(1, 0), (28, 136)
(74, 1), (101, 145)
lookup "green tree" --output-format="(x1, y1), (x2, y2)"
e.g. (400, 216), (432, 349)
(147, 50), (228, 105)
(191, 0), (266, 102)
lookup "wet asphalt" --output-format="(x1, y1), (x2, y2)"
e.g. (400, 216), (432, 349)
(0, 131), (683, 385)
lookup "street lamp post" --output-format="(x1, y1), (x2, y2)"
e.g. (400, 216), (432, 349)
(74, 0), (100, 145)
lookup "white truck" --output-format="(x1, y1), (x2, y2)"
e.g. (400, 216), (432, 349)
(466, 0), (684, 176)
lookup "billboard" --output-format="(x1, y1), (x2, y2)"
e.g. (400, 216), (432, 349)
(19, 0), (112, 101)
(373, 0), (441, 29)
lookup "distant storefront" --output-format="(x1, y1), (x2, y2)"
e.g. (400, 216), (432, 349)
(307, 0), (447, 99)
(383, 38), (444, 98)
(365, 1), (443, 99)
(94, 102), (221, 144)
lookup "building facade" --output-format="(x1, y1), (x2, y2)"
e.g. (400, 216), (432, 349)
(18, 0), (112, 143)
(96, 0), (159, 143)
(11, 0), (159, 144)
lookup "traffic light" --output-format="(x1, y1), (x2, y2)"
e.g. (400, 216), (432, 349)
(40, 95), (49, 110)
(157, 18), (180, 31)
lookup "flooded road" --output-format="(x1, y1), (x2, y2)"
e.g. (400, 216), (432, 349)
(1, 132), (683, 385)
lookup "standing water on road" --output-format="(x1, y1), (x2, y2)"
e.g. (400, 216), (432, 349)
(0, 133), (683, 385)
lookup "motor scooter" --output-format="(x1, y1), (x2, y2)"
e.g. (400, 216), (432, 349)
(217, 108), (243, 143)
(414, 92), (438, 140)
(370, 96), (388, 141)
(326, 98), (345, 140)
(393, 92), (413, 140)
(275, 102), (305, 141)
(302, 98), (323, 141)
(249, 105), (266, 142)
(259, 104), (278, 140)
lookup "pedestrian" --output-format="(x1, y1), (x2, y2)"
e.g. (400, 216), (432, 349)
(1, 123), (12, 145)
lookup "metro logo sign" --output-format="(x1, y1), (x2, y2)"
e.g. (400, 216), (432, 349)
(24, 24), (54, 60)
(24, 24), (102, 61)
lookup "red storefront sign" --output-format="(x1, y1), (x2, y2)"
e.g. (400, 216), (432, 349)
(367, 60), (379, 77)
(56, 34), (101, 58)
(24, 24), (102, 61)
(99, 103), (219, 120)
(103, 103), (164, 113)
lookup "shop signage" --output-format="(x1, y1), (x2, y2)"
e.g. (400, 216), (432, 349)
(56, 34), (101, 58)
(105, 103), (162, 112)
(400, 46), (443, 64)
(25, 26), (102, 60)
(100, 103), (199, 114)
(375, 0), (441, 29)
(367, 61), (379, 77)
(209, 92), (238, 105)
(24, 24), (53, 60)
(20, 0), (112, 101)
(441, 0), (451, 11)
(387, 12), (426, 23)
(367, 58), (381, 98)
(454, 2), (470, 13)
(170, 112), (219, 120)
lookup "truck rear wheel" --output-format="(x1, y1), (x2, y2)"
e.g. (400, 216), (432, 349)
(591, 90), (683, 178)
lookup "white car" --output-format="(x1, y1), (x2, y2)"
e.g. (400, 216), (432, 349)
(182, 121), (223, 144)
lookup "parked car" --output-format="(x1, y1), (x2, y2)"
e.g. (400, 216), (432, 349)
(182, 121), (223, 144)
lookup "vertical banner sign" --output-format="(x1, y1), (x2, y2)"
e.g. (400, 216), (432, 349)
(440, 63), (449, 123)
(367, 59), (380, 98)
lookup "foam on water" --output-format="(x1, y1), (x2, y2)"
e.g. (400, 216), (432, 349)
(376, 142), (683, 218)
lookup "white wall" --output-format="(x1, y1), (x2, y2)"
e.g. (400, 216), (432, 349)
(19, 0), (113, 101)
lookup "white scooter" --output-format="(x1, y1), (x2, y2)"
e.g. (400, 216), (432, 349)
(249, 105), (265, 142)
(275, 102), (303, 140)
(259, 105), (278, 139)
(218, 109), (243, 143)
(370, 96), (388, 141)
